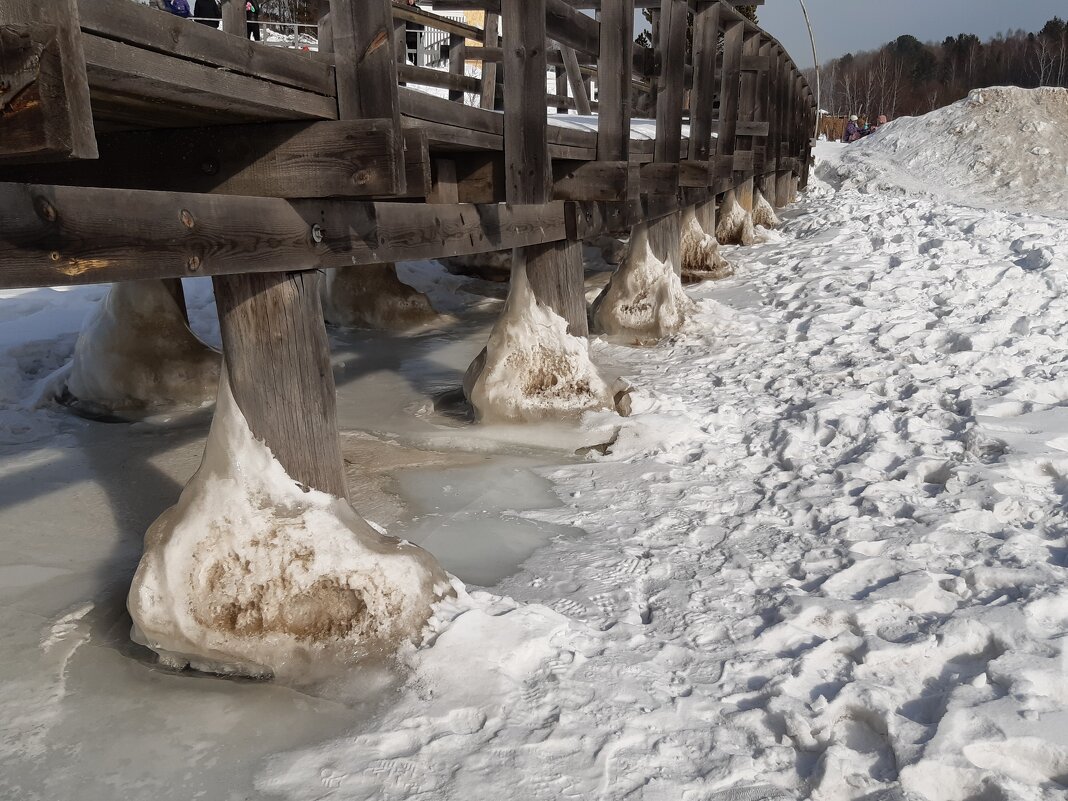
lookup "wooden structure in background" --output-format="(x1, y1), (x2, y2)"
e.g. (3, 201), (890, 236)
(0, 0), (813, 485)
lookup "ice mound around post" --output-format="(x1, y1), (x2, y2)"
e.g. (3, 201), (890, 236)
(464, 252), (614, 423)
(716, 189), (756, 246)
(128, 374), (451, 680)
(321, 264), (438, 330)
(751, 187), (781, 229)
(59, 280), (218, 414)
(679, 205), (733, 283)
(592, 221), (695, 339)
(832, 86), (1068, 218)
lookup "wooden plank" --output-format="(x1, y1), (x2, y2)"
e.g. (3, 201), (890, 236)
(559, 45), (592, 115)
(479, 13), (500, 109)
(0, 119), (422, 199)
(330, 0), (405, 193)
(77, 0), (334, 96)
(595, 0), (634, 163)
(214, 270), (348, 498)
(715, 20), (744, 160)
(688, 0), (720, 162)
(427, 158), (459, 204)
(1, 0), (96, 163)
(653, 0), (687, 165)
(0, 182), (587, 287)
(392, 5), (484, 42)
(398, 63), (480, 95)
(400, 87), (502, 133)
(81, 34), (336, 123)
(503, 0), (549, 204)
(640, 162), (679, 196)
(551, 160), (632, 201)
(220, 0), (246, 37)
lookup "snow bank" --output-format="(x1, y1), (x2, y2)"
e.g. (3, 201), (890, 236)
(465, 253), (614, 422)
(59, 280), (218, 414)
(827, 86), (1068, 218)
(679, 205), (732, 283)
(591, 221), (695, 339)
(321, 265), (437, 330)
(128, 372), (451, 680)
(716, 189), (756, 245)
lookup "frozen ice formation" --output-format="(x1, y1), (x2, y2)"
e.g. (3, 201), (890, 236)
(321, 265), (438, 330)
(752, 187), (782, 229)
(60, 279), (218, 414)
(128, 373), (451, 680)
(465, 252), (614, 422)
(715, 189), (756, 246)
(679, 205), (733, 283)
(591, 221), (695, 339)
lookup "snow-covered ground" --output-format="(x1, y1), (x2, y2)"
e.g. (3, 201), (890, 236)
(3, 88), (1068, 800)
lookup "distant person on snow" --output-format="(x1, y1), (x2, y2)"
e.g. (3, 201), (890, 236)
(876, 114), (889, 128)
(155, 0), (190, 17)
(246, 0), (261, 41)
(193, 0), (220, 27)
(843, 115), (861, 143)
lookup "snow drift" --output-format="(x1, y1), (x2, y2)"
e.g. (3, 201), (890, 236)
(58, 280), (218, 414)
(465, 253), (614, 422)
(829, 86), (1068, 218)
(591, 221), (695, 339)
(128, 372), (451, 680)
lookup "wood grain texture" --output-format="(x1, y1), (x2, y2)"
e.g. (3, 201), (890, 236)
(652, 0), (686, 165)
(1, 0), (96, 163)
(524, 239), (588, 336)
(688, 1), (720, 162)
(77, 0), (334, 96)
(0, 182), (583, 287)
(559, 45), (592, 115)
(479, 13), (500, 109)
(0, 119), (424, 199)
(502, 0), (549, 204)
(595, 0), (634, 163)
(214, 270), (349, 498)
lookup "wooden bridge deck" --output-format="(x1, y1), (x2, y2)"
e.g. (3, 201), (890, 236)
(1, 0), (812, 290)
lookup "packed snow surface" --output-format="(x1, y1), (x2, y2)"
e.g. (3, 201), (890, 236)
(830, 86), (1068, 219)
(4, 96), (1068, 800)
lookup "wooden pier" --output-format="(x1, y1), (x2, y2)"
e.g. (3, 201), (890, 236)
(0, 0), (815, 670)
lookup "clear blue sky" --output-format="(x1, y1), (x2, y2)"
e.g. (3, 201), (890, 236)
(757, 0), (1067, 69)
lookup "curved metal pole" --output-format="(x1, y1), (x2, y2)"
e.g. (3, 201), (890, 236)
(798, 0), (821, 139)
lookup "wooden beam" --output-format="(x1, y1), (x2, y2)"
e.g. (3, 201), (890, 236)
(0, 120), (429, 199)
(652, 0), (686, 165)
(77, 0), (334, 96)
(1, 0), (96, 163)
(558, 45), (592, 116)
(503, 0), (549, 204)
(0, 182), (588, 287)
(688, 0), (720, 162)
(552, 160), (633, 201)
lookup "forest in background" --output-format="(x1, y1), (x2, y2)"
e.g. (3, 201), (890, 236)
(811, 17), (1068, 120)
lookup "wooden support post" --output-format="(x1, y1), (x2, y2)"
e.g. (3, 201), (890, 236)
(328, 0), (406, 195)
(648, 0), (686, 270)
(688, 1), (720, 165)
(554, 66), (569, 114)
(480, 13), (500, 110)
(214, 271), (348, 499)
(0, 0), (97, 163)
(560, 44), (593, 115)
(503, 0), (585, 334)
(449, 33), (465, 102)
(734, 32), (760, 213)
(220, 0), (246, 38)
(716, 20), (744, 171)
(596, 0), (634, 164)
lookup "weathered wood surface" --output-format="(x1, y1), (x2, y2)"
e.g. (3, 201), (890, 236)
(1, 0), (97, 163)
(77, 0), (334, 96)
(479, 13), (500, 110)
(559, 45), (592, 116)
(214, 270), (349, 498)
(0, 120), (429, 199)
(0, 182), (590, 287)
(595, 0), (634, 164)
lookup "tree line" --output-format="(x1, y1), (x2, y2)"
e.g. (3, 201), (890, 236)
(811, 17), (1068, 121)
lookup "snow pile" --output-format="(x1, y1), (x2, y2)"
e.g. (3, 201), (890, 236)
(465, 253), (615, 422)
(829, 86), (1068, 218)
(592, 220), (695, 338)
(128, 373), (451, 680)
(59, 280), (219, 414)
(679, 205), (733, 282)
(716, 189), (756, 245)
(320, 265), (438, 330)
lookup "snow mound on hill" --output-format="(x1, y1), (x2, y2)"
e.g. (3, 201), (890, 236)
(827, 86), (1068, 218)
